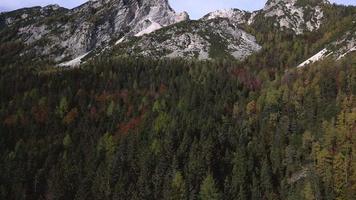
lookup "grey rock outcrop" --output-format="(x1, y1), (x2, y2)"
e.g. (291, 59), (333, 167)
(0, 0), (189, 64)
(111, 19), (262, 60)
(261, 0), (329, 34)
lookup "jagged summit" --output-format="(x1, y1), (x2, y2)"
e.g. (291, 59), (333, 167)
(200, 0), (329, 34)
(111, 18), (262, 60)
(0, 0), (355, 66)
(265, 0), (330, 7)
(0, 0), (189, 65)
(202, 8), (248, 24)
(262, 0), (329, 34)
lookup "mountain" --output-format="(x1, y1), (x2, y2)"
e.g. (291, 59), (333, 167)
(298, 29), (356, 67)
(202, 8), (249, 24)
(0, 0), (262, 65)
(201, 0), (328, 34)
(0, 0), (189, 64)
(109, 18), (261, 60)
(197, 0), (355, 66)
(259, 0), (328, 34)
(1, 1), (356, 200)
(0, 0), (355, 66)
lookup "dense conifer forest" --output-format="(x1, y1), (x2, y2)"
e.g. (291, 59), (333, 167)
(0, 53), (355, 199)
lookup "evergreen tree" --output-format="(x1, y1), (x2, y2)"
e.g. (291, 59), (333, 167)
(199, 174), (221, 200)
(171, 171), (185, 200)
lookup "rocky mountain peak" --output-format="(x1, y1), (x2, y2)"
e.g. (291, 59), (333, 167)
(202, 8), (248, 24)
(262, 0), (329, 34)
(1, 0), (354, 67)
(111, 18), (262, 60)
(42, 4), (62, 10)
(0, 0), (189, 65)
(265, 0), (329, 7)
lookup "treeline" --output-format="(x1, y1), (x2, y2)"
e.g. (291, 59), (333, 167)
(0, 55), (355, 200)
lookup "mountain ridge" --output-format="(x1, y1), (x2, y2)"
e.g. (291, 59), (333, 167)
(0, 0), (189, 64)
(0, 0), (355, 66)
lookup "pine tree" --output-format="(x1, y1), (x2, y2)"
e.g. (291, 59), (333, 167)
(261, 158), (273, 199)
(199, 174), (221, 200)
(57, 96), (69, 118)
(231, 150), (247, 199)
(106, 100), (115, 117)
(171, 171), (185, 200)
(303, 181), (316, 200)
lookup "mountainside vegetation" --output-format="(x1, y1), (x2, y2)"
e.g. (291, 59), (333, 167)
(0, 51), (355, 199)
(0, 1), (356, 200)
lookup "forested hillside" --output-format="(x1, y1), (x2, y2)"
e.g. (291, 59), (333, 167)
(0, 53), (355, 199)
(1, 0), (356, 199)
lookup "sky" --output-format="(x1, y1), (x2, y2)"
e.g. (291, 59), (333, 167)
(0, 0), (355, 19)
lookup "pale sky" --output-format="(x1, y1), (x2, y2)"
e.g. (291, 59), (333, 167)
(0, 0), (355, 19)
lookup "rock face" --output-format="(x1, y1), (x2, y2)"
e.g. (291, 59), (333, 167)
(112, 19), (262, 60)
(199, 0), (328, 35)
(261, 0), (329, 34)
(202, 9), (249, 24)
(298, 29), (356, 67)
(0, 0), (189, 64)
(334, 32), (356, 60)
(1, 0), (354, 65)
(109, 7), (263, 61)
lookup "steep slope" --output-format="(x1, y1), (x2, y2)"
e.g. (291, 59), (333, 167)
(199, 0), (328, 35)
(298, 28), (356, 67)
(294, 3), (356, 67)
(253, 0), (329, 34)
(0, 0), (189, 64)
(109, 18), (262, 60)
(0, 5), (67, 29)
(201, 8), (249, 24)
(0, 0), (355, 66)
(1, 51), (355, 200)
